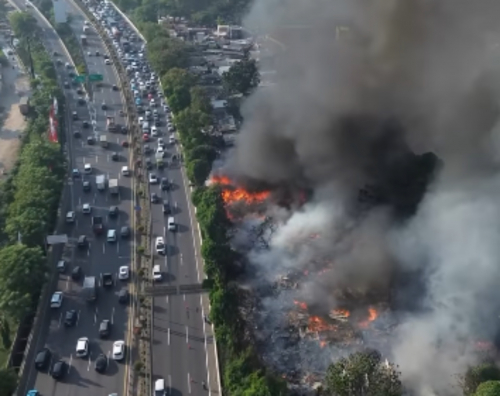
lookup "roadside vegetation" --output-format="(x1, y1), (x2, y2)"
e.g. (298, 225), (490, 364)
(55, 22), (87, 75)
(0, 11), (66, 394)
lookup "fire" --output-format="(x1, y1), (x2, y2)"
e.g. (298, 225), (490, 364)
(331, 309), (351, 318)
(308, 316), (337, 332)
(210, 175), (271, 205)
(294, 300), (308, 310)
(359, 307), (378, 329)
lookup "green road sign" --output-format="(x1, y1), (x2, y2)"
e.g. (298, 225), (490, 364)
(73, 75), (86, 83)
(89, 74), (103, 81)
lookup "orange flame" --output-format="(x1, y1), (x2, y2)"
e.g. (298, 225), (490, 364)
(359, 307), (378, 329)
(211, 175), (271, 205)
(308, 316), (337, 332)
(294, 300), (308, 310)
(331, 309), (351, 317)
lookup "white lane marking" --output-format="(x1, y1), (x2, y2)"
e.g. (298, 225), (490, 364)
(187, 373), (192, 394)
(58, 312), (63, 328)
(111, 307), (115, 325)
(87, 355), (91, 371)
(68, 354), (73, 374)
(183, 293), (186, 301)
(78, 196), (81, 205)
(96, 155), (98, 163)
(186, 325), (189, 344)
(65, 276), (70, 291)
(166, 295), (169, 304)
(76, 310), (81, 327)
(168, 375), (172, 395)
(87, 245), (90, 257)
(200, 298), (212, 395)
(94, 307), (98, 324)
(164, 226), (166, 235)
(180, 253), (183, 266)
(167, 328), (170, 345)
(117, 241), (120, 254)
(93, 193), (97, 204)
(83, 156), (86, 163)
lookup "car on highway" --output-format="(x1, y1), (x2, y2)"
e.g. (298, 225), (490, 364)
(76, 337), (89, 357)
(109, 206), (119, 217)
(121, 165), (130, 176)
(162, 200), (171, 215)
(152, 264), (162, 281)
(51, 360), (66, 380)
(169, 135), (175, 144)
(84, 163), (92, 174)
(82, 203), (92, 214)
(64, 310), (78, 327)
(83, 180), (91, 191)
(149, 173), (158, 184)
(66, 211), (76, 223)
(111, 151), (119, 161)
(107, 229), (117, 242)
(87, 136), (95, 145)
(71, 266), (83, 280)
(155, 378), (166, 396)
(72, 168), (80, 178)
(112, 340), (125, 360)
(102, 273), (114, 288)
(151, 192), (159, 203)
(120, 225), (130, 238)
(157, 137), (165, 148)
(73, 130), (81, 138)
(34, 348), (51, 370)
(27, 390), (39, 396)
(168, 216), (176, 232)
(156, 146), (165, 156)
(105, 59), (112, 65)
(112, 84), (119, 90)
(82, 120), (89, 128)
(155, 237), (165, 255)
(99, 319), (111, 338)
(72, 112), (78, 122)
(63, 81), (70, 89)
(50, 292), (63, 308)
(57, 260), (66, 273)
(160, 177), (170, 190)
(77, 235), (88, 248)
(118, 266), (130, 280)
(95, 354), (108, 373)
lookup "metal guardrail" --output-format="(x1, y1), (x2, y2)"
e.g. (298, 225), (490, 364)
(144, 283), (209, 296)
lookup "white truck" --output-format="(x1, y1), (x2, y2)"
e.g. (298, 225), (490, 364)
(96, 175), (106, 191)
(82, 276), (97, 302)
(100, 135), (108, 148)
(109, 179), (119, 195)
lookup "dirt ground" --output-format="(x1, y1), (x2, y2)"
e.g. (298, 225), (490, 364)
(0, 48), (30, 177)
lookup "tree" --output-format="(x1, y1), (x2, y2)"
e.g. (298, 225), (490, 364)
(147, 37), (189, 76)
(161, 67), (196, 97)
(223, 59), (260, 96)
(190, 86), (213, 114)
(9, 11), (38, 37)
(0, 368), (18, 396)
(475, 381), (500, 396)
(187, 144), (217, 164)
(461, 364), (500, 395)
(324, 350), (403, 396)
(0, 244), (47, 320)
(187, 158), (212, 187)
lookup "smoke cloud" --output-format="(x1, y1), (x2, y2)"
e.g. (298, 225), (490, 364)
(225, 0), (500, 393)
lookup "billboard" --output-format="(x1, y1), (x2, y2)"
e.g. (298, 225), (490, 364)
(52, 0), (67, 24)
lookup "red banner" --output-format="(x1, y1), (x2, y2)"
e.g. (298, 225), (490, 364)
(48, 103), (58, 143)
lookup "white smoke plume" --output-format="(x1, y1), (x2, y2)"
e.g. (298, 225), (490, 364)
(224, 0), (500, 394)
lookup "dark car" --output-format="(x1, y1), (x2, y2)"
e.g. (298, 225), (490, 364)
(160, 178), (170, 191)
(87, 136), (95, 145)
(71, 266), (82, 280)
(68, 71), (75, 78)
(63, 81), (70, 89)
(73, 130), (81, 138)
(77, 235), (87, 248)
(82, 120), (89, 128)
(99, 320), (111, 338)
(83, 180), (91, 191)
(64, 310), (77, 327)
(162, 200), (171, 214)
(111, 152), (119, 161)
(108, 206), (119, 217)
(76, 88), (84, 95)
(143, 144), (151, 154)
(121, 125), (127, 134)
(103, 54), (109, 59)
(151, 192), (158, 203)
(145, 158), (152, 169)
(118, 288), (128, 304)
(34, 348), (51, 370)
(112, 84), (119, 91)
(95, 51), (100, 56)
(94, 354), (107, 373)
(51, 360), (66, 380)
(72, 111), (78, 120)
(78, 97), (85, 105)
(155, 119), (161, 127)
(120, 226), (130, 238)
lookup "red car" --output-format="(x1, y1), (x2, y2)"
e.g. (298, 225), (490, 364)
(142, 133), (149, 141)
(121, 141), (129, 148)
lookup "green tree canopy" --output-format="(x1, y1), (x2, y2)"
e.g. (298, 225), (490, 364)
(0, 244), (47, 320)
(475, 381), (500, 396)
(223, 59), (260, 96)
(147, 37), (189, 76)
(0, 368), (18, 396)
(9, 11), (38, 37)
(324, 350), (403, 396)
(187, 158), (212, 187)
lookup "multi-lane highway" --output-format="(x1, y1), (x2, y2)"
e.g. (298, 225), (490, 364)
(13, 1), (134, 396)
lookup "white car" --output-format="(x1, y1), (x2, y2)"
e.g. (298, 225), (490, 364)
(66, 211), (76, 223)
(105, 59), (112, 65)
(151, 126), (158, 136)
(156, 146), (164, 156)
(169, 135), (175, 144)
(121, 166), (130, 176)
(138, 116), (144, 123)
(155, 237), (165, 254)
(112, 340), (125, 360)
(84, 163), (92, 174)
(118, 266), (130, 280)
(152, 264), (162, 281)
(150, 98), (156, 107)
(82, 203), (92, 214)
(149, 173), (158, 184)
(157, 138), (165, 148)
(50, 292), (63, 308)
(76, 337), (89, 357)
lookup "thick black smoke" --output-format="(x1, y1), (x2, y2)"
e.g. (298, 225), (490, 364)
(225, 0), (500, 394)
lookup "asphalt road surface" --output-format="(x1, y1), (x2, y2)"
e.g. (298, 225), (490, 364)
(14, 2), (134, 395)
